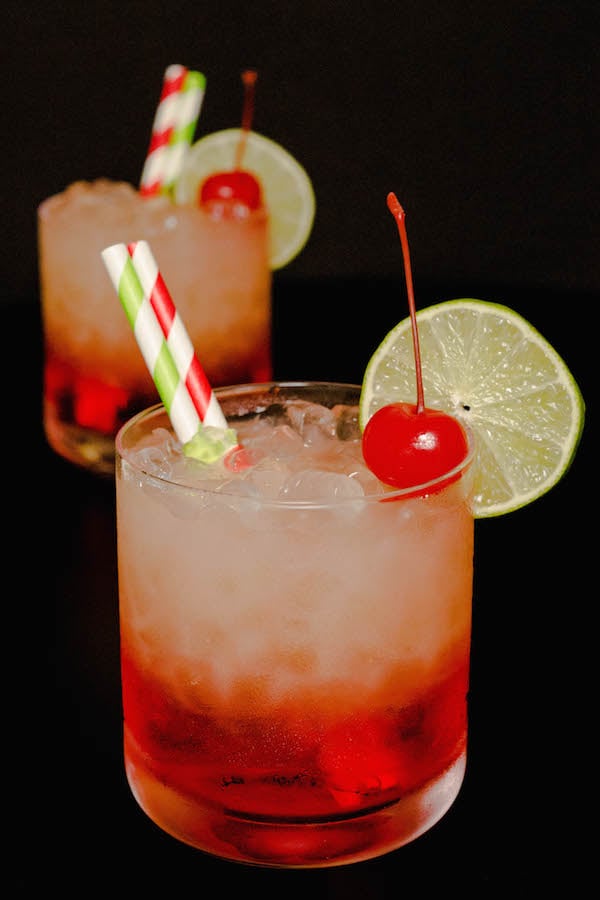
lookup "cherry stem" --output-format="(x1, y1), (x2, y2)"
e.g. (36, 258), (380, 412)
(234, 69), (258, 170)
(387, 193), (425, 414)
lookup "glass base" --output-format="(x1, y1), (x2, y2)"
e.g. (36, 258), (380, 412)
(125, 753), (466, 869)
(44, 404), (116, 477)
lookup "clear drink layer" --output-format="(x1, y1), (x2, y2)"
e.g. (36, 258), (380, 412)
(38, 180), (272, 475)
(116, 383), (475, 867)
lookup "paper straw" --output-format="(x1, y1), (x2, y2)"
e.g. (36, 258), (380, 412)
(161, 70), (206, 194)
(139, 65), (206, 198)
(126, 240), (228, 431)
(139, 65), (187, 197)
(101, 242), (201, 443)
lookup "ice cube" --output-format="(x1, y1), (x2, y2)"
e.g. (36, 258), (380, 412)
(242, 423), (304, 462)
(332, 404), (362, 441)
(344, 461), (387, 496)
(286, 400), (337, 438)
(281, 469), (365, 501)
(246, 468), (289, 500)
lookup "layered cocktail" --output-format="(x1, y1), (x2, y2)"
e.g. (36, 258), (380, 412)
(39, 180), (271, 474)
(116, 382), (475, 867)
(38, 67), (314, 476)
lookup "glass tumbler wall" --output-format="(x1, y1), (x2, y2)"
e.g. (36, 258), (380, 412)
(38, 180), (272, 476)
(115, 382), (475, 868)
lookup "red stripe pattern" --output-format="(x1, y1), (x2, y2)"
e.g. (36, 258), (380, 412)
(127, 241), (214, 421)
(139, 65), (188, 198)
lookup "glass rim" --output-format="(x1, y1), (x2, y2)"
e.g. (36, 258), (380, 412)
(37, 177), (270, 223)
(116, 381), (477, 508)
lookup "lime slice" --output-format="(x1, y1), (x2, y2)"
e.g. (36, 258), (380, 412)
(174, 128), (316, 269)
(359, 299), (585, 518)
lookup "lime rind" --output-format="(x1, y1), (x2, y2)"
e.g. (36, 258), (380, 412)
(359, 298), (585, 518)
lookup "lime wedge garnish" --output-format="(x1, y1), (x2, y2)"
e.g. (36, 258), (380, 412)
(174, 128), (316, 269)
(359, 299), (585, 517)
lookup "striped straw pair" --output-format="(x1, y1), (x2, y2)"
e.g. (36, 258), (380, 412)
(101, 241), (232, 453)
(139, 64), (206, 198)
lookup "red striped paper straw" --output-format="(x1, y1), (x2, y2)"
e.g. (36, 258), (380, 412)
(102, 240), (248, 467)
(101, 242), (201, 443)
(127, 240), (228, 431)
(139, 65), (186, 197)
(139, 65), (206, 198)
(161, 70), (206, 193)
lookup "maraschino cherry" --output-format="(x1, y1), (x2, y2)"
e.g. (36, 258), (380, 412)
(362, 194), (469, 492)
(199, 70), (263, 214)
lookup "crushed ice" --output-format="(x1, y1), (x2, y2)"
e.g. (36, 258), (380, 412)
(127, 403), (388, 502)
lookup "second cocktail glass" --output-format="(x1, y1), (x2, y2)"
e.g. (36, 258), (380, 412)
(38, 180), (272, 475)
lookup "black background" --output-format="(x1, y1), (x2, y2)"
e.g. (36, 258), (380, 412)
(5, 0), (599, 305)
(5, 2), (596, 894)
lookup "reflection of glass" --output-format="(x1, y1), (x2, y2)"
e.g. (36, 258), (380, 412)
(38, 180), (272, 476)
(116, 382), (475, 868)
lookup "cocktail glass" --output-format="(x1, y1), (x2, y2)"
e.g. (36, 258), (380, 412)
(38, 179), (271, 475)
(115, 381), (475, 868)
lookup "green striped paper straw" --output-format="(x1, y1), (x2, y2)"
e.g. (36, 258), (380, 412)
(101, 242), (201, 444)
(162, 70), (206, 195)
(139, 66), (206, 198)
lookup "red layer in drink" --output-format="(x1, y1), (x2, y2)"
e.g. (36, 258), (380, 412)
(121, 647), (469, 822)
(44, 346), (273, 437)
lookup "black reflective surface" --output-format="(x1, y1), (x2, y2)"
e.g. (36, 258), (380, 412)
(10, 279), (591, 894)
